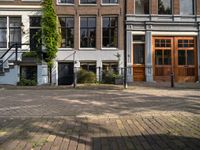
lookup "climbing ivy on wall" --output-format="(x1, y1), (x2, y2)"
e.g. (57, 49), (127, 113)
(42, 0), (61, 68)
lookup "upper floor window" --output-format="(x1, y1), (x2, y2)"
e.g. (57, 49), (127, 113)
(80, 0), (96, 4)
(158, 0), (172, 15)
(0, 17), (7, 48)
(180, 0), (194, 15)
(102, 0), (118, 4)
(103, 16), (118, 48)
(59, 17), (74, 48)
(30, 17), (41, 51)
(0, 17), (21, 48)
(57, 0), (74, 4)
(80, 17), (96, 48)
(135, 0), (149, 14)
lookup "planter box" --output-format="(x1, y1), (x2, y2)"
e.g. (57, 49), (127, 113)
(22, 57), (38, 63)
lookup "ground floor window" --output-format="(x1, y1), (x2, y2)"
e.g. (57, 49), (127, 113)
(80, 62), (96, 73)
(19, 66), (37, 86)
(20, 66), (37, 81)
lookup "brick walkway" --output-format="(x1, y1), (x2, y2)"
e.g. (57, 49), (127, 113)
(0, 86), (200, 149)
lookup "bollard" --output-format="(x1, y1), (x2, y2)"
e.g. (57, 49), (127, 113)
(171, 72), (174, 88)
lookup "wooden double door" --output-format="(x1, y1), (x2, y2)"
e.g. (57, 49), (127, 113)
(153, 37), (198, 83)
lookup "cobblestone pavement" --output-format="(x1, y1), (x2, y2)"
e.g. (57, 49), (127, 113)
(0, 86), (200, 149)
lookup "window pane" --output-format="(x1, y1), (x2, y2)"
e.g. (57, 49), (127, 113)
(59, 17), (74, 48)
(180, 0), (194, 15)
(80, 0), (96, 4)
(164, 50), (171, 65)
(133, 44), (145, 64)
(158, 0), (172, 14)
(133, 35), (145, 41)
(178, 50), (186, 65)
(103, 17), (118, 48)
(80, 62), (96, 73)
(155, 50), (163, 65)
(102, 0), (118, 3)
(0, 17), (7, 27)
(187, 50), (194, 65)
(0, 29), (7, 48)
(59, 0), (74, 4)
(80, 17), (96, 48)
(135, 0), (149, 14)
(30, 17), (41, 27)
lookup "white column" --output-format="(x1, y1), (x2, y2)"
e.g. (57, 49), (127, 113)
(21, 15), (29, 50)
(145, 31), (153, 82)
(127, 31), (133, 82)
(96, 60), (102, 82)
(37, 63), (48, 85)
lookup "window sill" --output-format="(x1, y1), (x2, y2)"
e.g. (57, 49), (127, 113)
(79, 48), (96, 50)
(56, 3), (74, 6)
(79, 4), (97, 6)
(101, 3), (119, 6)
(101, 48), (118, 50)
(58, 48), (74, 51)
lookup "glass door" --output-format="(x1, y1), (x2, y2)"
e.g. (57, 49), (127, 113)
(153, 37), (173, 81)
(133, 35), (145, 81)
(175, 37), (197, 82)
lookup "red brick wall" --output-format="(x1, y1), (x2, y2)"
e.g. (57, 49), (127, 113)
(173, 0), (180, 15)
(197, 0), (200, 15)
(126, 0), (134, 14)
(55, 0), (124, 50)
(151, 0), (158, 14)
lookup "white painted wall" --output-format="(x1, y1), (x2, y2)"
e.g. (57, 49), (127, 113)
(0, 65), (19, 85)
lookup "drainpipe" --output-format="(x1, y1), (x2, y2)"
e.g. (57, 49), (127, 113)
(124, 0), (128, 89)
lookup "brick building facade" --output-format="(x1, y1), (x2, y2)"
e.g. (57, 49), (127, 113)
(0, 0), (124, 85)
(126, 0), (200, 83)
(0, 0), (200, 85)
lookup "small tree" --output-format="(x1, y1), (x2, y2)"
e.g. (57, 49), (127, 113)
(42, 0), (61, 84)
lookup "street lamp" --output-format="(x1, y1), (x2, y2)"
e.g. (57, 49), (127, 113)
(124, 0), (128, 89)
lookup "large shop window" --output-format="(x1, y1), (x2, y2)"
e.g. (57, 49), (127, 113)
(103, 17), (118, 48)
(135, 0), (149, 14)
(80, 17), (96, 48)
(59, 17), (74, 48)
(30, 17), (42, 51)
(158, 0), (172, 14)
(0, 17), (21, 48)
(180, 0), (194, 15)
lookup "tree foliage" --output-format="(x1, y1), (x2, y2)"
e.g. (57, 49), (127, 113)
(42, 0), (61, 68)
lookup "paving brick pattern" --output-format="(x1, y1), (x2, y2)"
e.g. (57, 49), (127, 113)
(0, 86), (199, 149)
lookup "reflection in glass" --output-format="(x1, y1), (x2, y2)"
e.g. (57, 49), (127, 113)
(158, 0), (172, 14)
(135, 0), (149, 14)
(187, 50), (194, 65)
(178, 50), (186, 65)
(134, 44), (145, 64)
(180, 0), (194, 15)
(155, 50), (163, 65)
